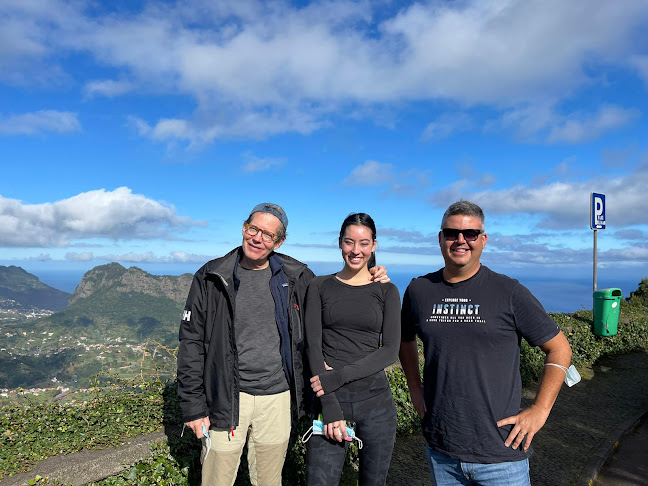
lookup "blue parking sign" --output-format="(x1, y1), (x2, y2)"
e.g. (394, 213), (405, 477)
(591, 193), (605, 230)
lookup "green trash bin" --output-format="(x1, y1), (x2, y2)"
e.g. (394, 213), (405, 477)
(593, 288), (622, 336)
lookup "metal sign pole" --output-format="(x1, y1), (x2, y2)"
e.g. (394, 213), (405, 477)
(591, 192), (605, 293)
(593, 229), (598, 292)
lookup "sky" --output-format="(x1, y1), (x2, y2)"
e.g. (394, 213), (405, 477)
(1, 0), (648, 310)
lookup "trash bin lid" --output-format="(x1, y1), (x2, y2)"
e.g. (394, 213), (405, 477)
(593, 288), (622, 298)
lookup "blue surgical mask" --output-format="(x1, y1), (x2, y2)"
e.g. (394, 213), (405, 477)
(302, 419), (363, 449)
(545, 362), (581, 387)
(565, 364), (581, 387)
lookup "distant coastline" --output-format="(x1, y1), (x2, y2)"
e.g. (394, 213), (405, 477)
(30, 266), (643, 315)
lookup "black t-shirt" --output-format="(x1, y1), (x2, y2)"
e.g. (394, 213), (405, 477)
(305, 275), (401, 423)
(401, 266), (559, 463)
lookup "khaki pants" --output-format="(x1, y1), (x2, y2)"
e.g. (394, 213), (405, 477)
(201, 390), (291, 486)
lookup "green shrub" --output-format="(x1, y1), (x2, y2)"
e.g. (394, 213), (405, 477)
(387, 366), (422, 435)
(0, 379), (166, 479)
(626, 278), (648, 307)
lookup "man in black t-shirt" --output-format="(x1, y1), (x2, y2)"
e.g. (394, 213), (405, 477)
(399, 201), (572, 485)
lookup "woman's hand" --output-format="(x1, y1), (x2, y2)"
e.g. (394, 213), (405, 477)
(311, 362), (334, 397)
(325, 420), (349, 442)
(310, 374), (324, 397)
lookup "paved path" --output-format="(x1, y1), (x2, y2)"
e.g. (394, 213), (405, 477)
(0, 431), (167, 486)
(529, 351), (648, 486)
(594, 416), (648, 486)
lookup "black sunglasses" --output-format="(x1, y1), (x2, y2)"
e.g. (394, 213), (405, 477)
(441, 228), (483, 242)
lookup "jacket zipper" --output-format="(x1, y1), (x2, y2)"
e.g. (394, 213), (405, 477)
(215, 272), (236, 440)
(288, 276), (301, 398)
(290, 281), (301, 341)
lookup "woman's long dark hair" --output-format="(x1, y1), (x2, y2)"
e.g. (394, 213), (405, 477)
(339, 213), (377, 269)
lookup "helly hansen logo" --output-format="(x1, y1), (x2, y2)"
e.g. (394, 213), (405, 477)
(182, 310), (191, 321)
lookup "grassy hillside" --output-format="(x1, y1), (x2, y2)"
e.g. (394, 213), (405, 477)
(0, 265), (70, 311)
(46, 290), (184, 345)
(0, 263), (191, 390)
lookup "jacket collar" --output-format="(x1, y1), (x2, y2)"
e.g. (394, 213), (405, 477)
(268, 252), (284, 276)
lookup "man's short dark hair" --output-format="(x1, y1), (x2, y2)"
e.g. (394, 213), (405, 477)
(441, 201), (485, 231)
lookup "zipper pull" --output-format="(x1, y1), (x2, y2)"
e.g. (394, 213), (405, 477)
(231, 426), (235, 437)
(294, 303), (300, 312)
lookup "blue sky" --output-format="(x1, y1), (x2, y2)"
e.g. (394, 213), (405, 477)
(1, 0), (648, 306)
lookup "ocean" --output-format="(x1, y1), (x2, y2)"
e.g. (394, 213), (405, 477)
(32, 265), (644, 315)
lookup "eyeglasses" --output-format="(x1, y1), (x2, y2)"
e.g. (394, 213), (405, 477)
(441, 228), (483, 242)
(244, 222), (279, 243)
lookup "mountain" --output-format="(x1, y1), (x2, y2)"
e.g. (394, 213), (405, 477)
(0, 263), (194, 390)
(69, 262), (191, 305)
(44, 263), (194, 345)
(0, 265), (70, 311)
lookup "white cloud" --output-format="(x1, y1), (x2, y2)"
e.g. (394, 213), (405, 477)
(242, 152), (286, 173)
(383, 169), (432, 198)
(150, 119), (192, 141)
(65, 250), (211, 264)
(83, 79), (133, 98)
(0, 110), (81, 135)
(130, 111), (322, 146)
(0, 0), (75, 86)
(486, 103), (556, 142)
(65, 252), (94, 262)
(0, 187), (204, 247)
(440, 164), (648, 229)
(421, 112), (474, 141)
(379, 228), (428, 243)
(2, 0), (647, 142)
(547, 106), (641, 144)
(343, 160), (395, 186)
(28, 253), (52, 261)
(342, 161), (432, 200)
(630, 54), (648, 84)
(475, 173), (497, 188)
(489, 104), (640, 144)
(429, 180), (470, 207)
(127, 115), (153, 137)
(599, 247), (648, 263)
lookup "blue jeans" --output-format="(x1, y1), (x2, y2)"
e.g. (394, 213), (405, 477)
(425, 445), (530, 486)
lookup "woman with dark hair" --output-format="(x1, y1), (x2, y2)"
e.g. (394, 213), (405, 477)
(304, 213), (400, 485)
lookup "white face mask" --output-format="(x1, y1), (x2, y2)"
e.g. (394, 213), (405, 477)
(545, 363), (581, 387)
(565, 364), (582, 387)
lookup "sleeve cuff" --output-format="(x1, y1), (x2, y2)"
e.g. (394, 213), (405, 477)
(319, 369), (344, 394)
(320, 395), (344, 424)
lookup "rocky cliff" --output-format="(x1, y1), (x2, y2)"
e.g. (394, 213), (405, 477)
(69, 263), (192, 305)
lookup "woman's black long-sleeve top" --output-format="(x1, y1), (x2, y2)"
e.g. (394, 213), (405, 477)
(305, 275), (401, 424)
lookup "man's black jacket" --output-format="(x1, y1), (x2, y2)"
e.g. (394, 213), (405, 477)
(177, 247), (314, 429)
